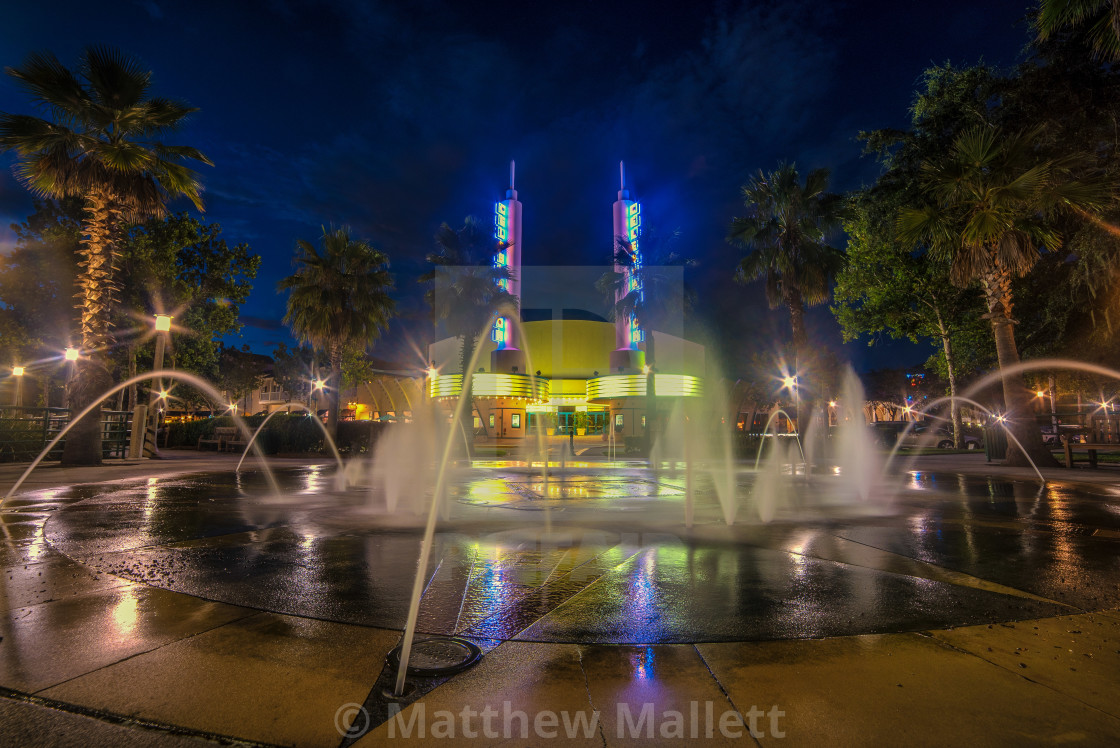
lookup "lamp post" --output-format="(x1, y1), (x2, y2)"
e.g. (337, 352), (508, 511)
(63, 347), (79, 407)
(782, 375), (798, 434)
(146, 315), (172, 457)
(312, 377), (325, 415)
(11, 366), (25, 407)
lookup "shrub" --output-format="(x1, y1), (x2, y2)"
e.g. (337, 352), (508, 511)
(165, 414), (393, 455)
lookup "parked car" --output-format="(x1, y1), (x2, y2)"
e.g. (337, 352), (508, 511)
(869, 421), (981, 449)
(868, 421), (908, 448)
(907, 423), (982, 450)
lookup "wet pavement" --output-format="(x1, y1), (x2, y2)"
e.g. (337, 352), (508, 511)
(1, 455), (1119, 745)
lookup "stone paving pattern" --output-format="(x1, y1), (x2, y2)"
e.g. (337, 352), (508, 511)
(0, 452), (1118, 746)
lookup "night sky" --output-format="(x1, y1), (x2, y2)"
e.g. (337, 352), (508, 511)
(0, 0), (1033, 374)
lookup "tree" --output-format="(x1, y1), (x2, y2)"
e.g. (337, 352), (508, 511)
(0, 200), (260, 413)
(1036, 0), (1120, 59)
(279, 226), (395, 439)
(0, 198), (82, 390)
(898, 126), (1110, 466)
(0, 48), (211, 464)
(115, 213), (260, 410)
(215, 344), (265, 413)
(596, 224), (695, 442)
(421, 216), (516, 437)
(271, 343), (324, 407)
(728, 163), (845, 427)
(834, 187), (990, 447)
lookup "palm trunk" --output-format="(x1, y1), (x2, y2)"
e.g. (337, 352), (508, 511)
(327, 342), (342, 441)
(127, 343), (137, 411)
(935, 307), (962, 448)
(981, 266), (1057, 468)
(62, 190), (120, 465)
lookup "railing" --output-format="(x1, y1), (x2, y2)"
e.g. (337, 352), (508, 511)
(0, 406), (132, 462)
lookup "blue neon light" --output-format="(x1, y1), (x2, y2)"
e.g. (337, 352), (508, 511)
(492, 316), (508, 346)
(629, 315), (643, 345)
(624, 201), (644, 347)
(494, 202), (508, 242)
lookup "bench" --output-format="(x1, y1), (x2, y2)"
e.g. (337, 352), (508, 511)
(223, 431), (247, 452)
(1062, 418), (1120, 468)
(197, 426), (243, 452)
(196, 431), (224, 450)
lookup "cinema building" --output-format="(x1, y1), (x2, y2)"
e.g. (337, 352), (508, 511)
(427, 164), (705, 440)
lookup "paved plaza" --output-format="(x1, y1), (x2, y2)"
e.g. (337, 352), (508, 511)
(1, 451), (1119, 746)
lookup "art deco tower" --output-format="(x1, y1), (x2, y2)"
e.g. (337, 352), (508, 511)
(490, 160), (526, 373)
(609, 161), (646, 373)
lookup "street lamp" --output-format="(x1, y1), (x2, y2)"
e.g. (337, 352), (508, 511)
(780, 374), (799, 433)
(63, 347), (80, 394)
(11, 365), (24, 407)
(146, 314), (173, 457)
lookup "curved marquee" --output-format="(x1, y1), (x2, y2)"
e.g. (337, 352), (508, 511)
(587, 373), (703, 401)
(429, 373), (549, 401)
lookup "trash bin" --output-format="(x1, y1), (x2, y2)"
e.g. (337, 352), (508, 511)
(983, 425), (1008, 462)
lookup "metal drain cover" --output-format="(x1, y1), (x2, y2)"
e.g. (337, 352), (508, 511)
(387, 637), (483, 676)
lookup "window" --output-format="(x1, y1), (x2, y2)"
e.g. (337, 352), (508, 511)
(641, 415), (646, 428)
(615, 413), (624, 429)
(511, 413), (521, 428)
(473, 416), (481, 430)
(489, 414), (495, 429)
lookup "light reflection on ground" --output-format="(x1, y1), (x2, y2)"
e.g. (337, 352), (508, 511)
(13, 465), (1120, 645)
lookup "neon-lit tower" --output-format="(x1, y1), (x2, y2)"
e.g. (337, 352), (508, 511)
(609, 161), (646, 373)
(491, 160), (526, 373)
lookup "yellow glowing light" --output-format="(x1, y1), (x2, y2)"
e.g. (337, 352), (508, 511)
(586, 373), (702, 400)
(112, 588), (140, 633)
(828, 400), (836, 407)
(154, 314), (172, 332)
(429, 373), (548, 400)
(229, 403), (238, 411)
(12, 366), (24, 377)
(64, 347), (79, 362)
(158, 390), (169, 399)
(642, 364), (651, 374)
(1036, 390), (1045, 398)
(313, 378), (326, 390)
(782, 376), (796, 388)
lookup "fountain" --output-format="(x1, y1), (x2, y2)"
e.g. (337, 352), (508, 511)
(235, 402), (344, 474)
(7, 348), (1120, 716)
(2, 370), (282, 506)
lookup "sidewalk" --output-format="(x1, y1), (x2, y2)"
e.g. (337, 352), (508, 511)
(1, 452), (1119, 746)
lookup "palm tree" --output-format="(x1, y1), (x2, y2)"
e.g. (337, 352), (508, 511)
(280, 226), (395, 439)
(1037, 0), (1120, 59)
(728, 163), (845, 426)
(596, 225), (695, 441)
(898, 126), (1109, 466)
(421, 216), (516, 437)
(0, 48), (211, 465)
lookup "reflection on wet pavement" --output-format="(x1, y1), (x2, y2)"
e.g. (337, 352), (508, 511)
(0, 466), (1112, 648)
